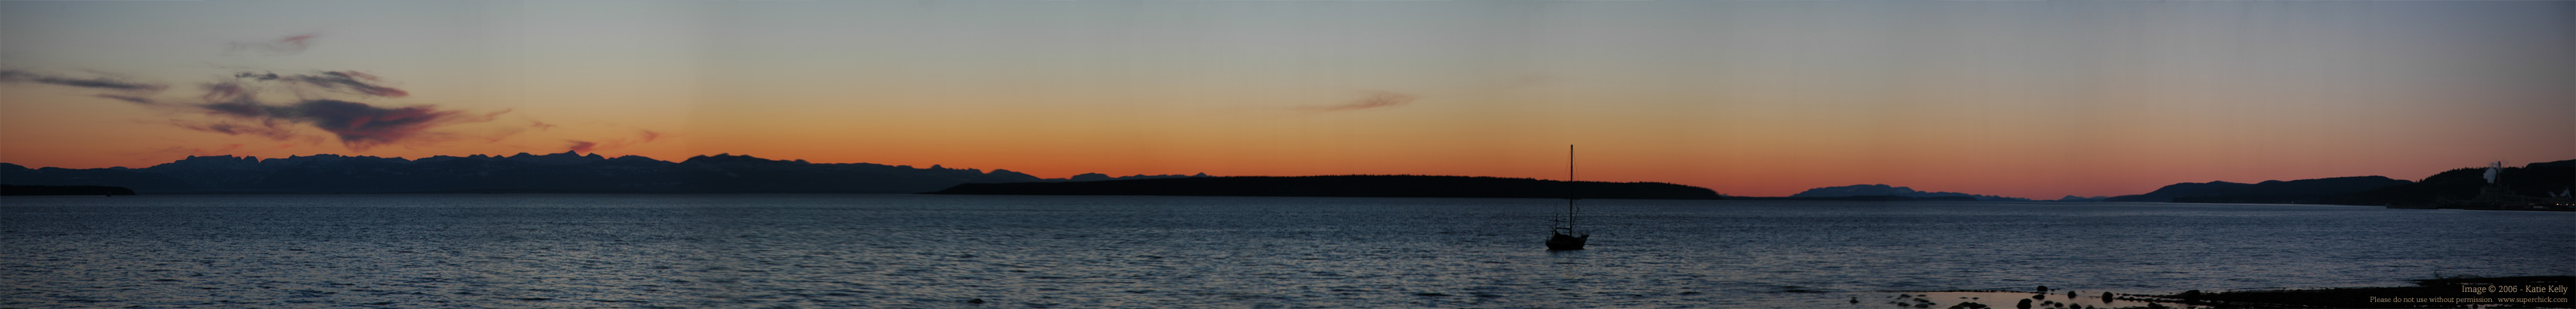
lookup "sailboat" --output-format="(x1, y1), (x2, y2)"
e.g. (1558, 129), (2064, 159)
(1547, 144), (1589, 251)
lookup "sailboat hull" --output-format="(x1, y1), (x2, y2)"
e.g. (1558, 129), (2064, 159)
(1546, 233), (1588, 250)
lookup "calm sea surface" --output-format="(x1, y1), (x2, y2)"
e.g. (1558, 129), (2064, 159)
(4, 195), (2571, 308)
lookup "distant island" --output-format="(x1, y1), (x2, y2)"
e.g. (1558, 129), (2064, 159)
(1728, 195), (1983, 202)
(1759, 184), (2111, 202)
(1781, 184), (2032, 202)
(1754, 158), (2572, 207)
(929, 175), (1724, 200)
(0, 151), (1201, 194)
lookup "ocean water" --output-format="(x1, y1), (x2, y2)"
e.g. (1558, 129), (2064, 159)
(2, 194), (2570, 308)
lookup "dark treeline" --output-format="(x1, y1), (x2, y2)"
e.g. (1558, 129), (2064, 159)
(2106, 159), (2572, 206)
(2104, 176), (2413, 203)
(2333, 160), (2574, 206)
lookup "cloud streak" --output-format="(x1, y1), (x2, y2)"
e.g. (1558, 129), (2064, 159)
(96, 94), (158, 105)
(563, 130), (672, 154)
(0, 70), (168, 93)
(233, 71), (410, 97)
(1308, 90), (1417, 112)
(170, 119), (300, 141)
(226, 34), (314, 56)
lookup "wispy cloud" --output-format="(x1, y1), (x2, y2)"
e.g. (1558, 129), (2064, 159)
(95, 94), (159, 105)
(39, 32), (658, 154)
(230, 71), (410, 97)
(1307, 90), (1417, 112)
(564, 130), (674, 154)
(169, 119), (300, 141)
(150, 144), (246, 158)
(566, 141), (600, 153)
(226, 34), (315, 56)
(0, 70), (168, 93)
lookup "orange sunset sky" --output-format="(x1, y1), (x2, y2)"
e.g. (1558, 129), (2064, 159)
(2, 1), (2569, 199)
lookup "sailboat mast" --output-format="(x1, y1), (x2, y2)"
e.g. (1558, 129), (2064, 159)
(1542, 144), (1590, 250)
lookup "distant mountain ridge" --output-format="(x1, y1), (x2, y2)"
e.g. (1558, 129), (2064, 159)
(0, 151), (1201, 194)
(1789, 184), (2033, 202)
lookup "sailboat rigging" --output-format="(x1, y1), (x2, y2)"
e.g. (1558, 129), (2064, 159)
(1547, 144), (1589, 251)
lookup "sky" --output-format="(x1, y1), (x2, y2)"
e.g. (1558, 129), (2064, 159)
(2, 0), (2568, 199)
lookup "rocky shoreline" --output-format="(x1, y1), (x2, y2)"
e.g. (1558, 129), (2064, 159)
(1881, 276), (2571, 309)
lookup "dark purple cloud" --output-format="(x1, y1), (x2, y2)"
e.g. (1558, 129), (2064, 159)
(289, 100), (490, 149)
(158, 71), (499, 151)
(43, 34), (659, 154)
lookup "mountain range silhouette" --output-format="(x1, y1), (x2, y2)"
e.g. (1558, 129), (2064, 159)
(0, 151), (1198, 194)
(5, 153), (2564, 205)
